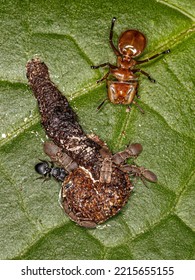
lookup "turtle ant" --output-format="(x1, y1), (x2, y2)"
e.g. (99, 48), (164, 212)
(35, 160), (68, 182)
(91, 17), (170, 112)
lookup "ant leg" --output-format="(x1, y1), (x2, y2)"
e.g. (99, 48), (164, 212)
(112, 143), (143, 165)
(132, 100), (145, 114)
(91, 62), (116, 69)
(87, 133), (111, 158)
(97, 98), (108, 110)
(96, 71), (110, 83)
(136, 49), (170, 64)
(109, 17), (120, 56)
(91, 63), (116, 83)
(61, 200), (97, 228)
(87, 133), (111, 159)
(87, 133), (108, 149)
(91, 62), (110, 69)
(133, 68), (155, 83)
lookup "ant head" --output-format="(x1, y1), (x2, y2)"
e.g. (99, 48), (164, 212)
(132, 167), (157, 188)
(118, 30), (146, 58)
(141, 168), (158, 183)
(35, 160), (51, 176)
(128, 143), (143, 157)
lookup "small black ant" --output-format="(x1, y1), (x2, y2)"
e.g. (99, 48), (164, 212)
(35, 160), (68, 182)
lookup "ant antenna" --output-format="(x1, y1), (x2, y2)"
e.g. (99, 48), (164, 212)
(97, 98), (108, 111)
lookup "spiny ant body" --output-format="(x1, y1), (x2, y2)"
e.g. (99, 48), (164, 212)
(91, 17), (170, 112)
(27, 58), (157, 228)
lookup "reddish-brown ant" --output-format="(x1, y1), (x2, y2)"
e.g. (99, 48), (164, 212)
(91, 17), (170, 112)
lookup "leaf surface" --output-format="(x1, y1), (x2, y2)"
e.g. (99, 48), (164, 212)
(0, 0), (194, 260)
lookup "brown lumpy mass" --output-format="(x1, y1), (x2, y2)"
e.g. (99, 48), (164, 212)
(27, 58), (134, 227)
(61, 167), (133, 226)
(26, 59), (102, 179)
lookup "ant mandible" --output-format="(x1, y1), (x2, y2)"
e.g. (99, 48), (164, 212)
(91, 17), (170, 112)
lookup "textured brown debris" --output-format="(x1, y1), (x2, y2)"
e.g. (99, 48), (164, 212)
(27, 58), (156, 227)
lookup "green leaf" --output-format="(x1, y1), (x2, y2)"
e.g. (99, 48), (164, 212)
(0, 0), (194, 260)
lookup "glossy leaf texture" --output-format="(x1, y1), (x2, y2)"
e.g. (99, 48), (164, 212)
(0, 0), (194, 260)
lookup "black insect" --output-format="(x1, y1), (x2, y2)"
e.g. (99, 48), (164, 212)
(35, 160), (68, 182)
